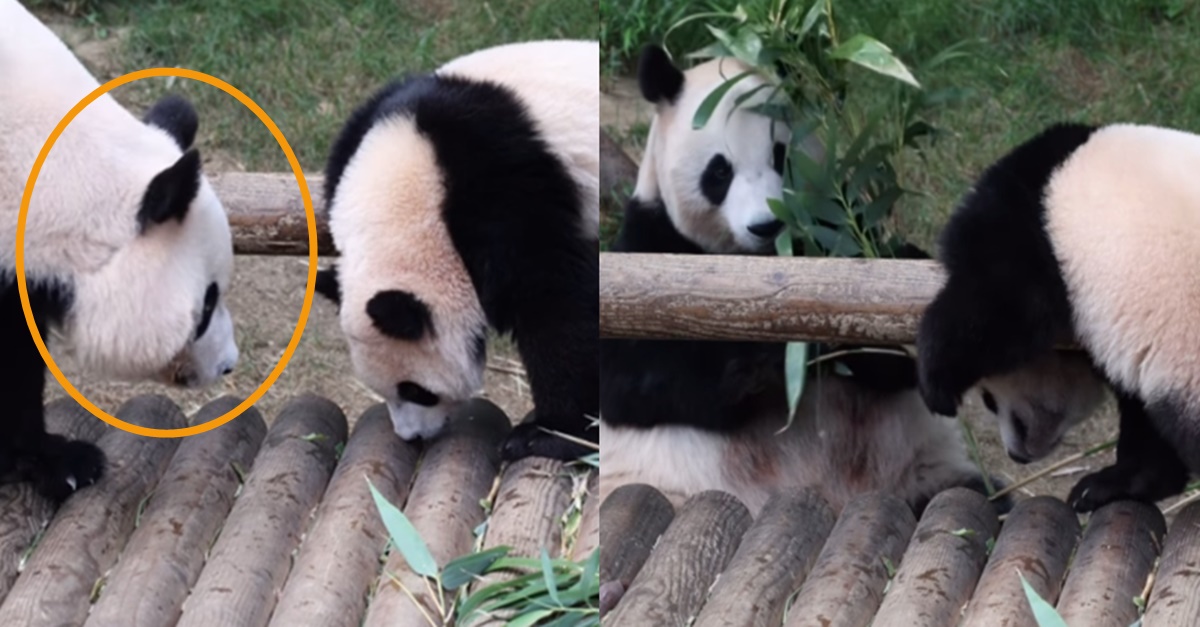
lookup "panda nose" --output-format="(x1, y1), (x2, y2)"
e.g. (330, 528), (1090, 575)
(1008, 450), (1031, 464)
(222, 367), (234, 376)
(747, 220), (785, 238)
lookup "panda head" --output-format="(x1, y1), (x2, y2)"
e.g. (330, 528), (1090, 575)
(636, 45), (813, 254)
(975, 351), (1108, 463)
(63, 95), (238, 388)
(318, 111), (487, 441)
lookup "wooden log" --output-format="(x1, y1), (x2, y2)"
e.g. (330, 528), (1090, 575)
(0, 398), (109, 602)
(0, 395), (185, 627)
(598, 483), (674, 587)
(606, 491), (751, 626)
(600, 253), (945, 342)
(1057, 501), (1165, 627)
(960, 496), (1080, 627)
(1143, 500), (1200, 624)
(268, 404), (420, 627)
(871, 488), (1000, 627)
(84, 397), (267, 627)
(362, 399), (510, 627)
(211, 172), (332, 256)
(783, 493), (917, 627)
(176, 394), (346, 627)
(695, 488), (836, 627)
(571, 472), (599, 562)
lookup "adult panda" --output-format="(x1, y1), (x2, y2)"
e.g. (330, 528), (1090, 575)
(599, 45), (999, 516)
(315, 41), (598, 461)
(918, 122), (1200, 512)
(0, 0), (239, 501)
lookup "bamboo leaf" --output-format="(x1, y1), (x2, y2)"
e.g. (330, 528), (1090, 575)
(442, 546), (510, 590)
(367, 478), (438, 579)
(783, 342), (808, 429)
(1019, 571), (1069, 627)
(541, 548), (562, 606)
(828, 34), (920, 87)
(692, 71), (754, 129)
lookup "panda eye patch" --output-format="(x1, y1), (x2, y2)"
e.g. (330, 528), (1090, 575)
(700, 154), (734, 206)
(981, 389), (998, 413)
(398, 381), (439, 407)
(772, 142), (786, 175)
(195, 283), (219, 339)
(367, 290), (434, 340)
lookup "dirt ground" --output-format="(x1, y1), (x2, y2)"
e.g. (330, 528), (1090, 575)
(40, 15), (534, 430)
(600, 76), (1137, 508)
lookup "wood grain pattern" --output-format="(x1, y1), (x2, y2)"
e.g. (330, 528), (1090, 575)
(960, 496), (1080, 627)
(176, 394), (346, 627)
(784, 493), (917, 627)
(871, 488), (999, 627)
(695, 488), (836, 627)
(600, 253), (945, 343)
(0, 395), (185, 627)
(607, 491), (751, 626)
(571, 472), (599, 562)
(362, 399), (510, 627)
(268, 405), (419, 627)
(85, 397), (267, 627)
(210, 172), (331, 256)
(1143, 500), (1200, 624)
(598, 483), (674, 588)
(1057, 501), (1165, 627)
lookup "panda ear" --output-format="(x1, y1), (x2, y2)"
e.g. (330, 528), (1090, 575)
(315, 266), (340, 304)
(367, 290), (434, 340)
(638, 45), (684, 105)
(144, 94), (199, 150)
(138, 149), (201, 232)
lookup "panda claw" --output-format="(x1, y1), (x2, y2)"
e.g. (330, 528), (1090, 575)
(65, 475), (76, 491)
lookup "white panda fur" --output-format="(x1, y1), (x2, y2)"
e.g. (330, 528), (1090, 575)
(0, 0), (238, 500)
(600, 45), (996, 517)
(317, 41), (598, 461)
(918, 122), (1200, 512)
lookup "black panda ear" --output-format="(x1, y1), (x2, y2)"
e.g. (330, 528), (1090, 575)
(138, 149), (201, 232)
(638, 45), (685, 105)
(144, 94), (199, 150)
(315, 266), (341, 304)
(367, 290), (434, 340)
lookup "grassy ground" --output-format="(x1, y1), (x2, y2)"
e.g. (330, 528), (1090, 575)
(601, 0), (1200, 505)
(30, 0), (595, 426)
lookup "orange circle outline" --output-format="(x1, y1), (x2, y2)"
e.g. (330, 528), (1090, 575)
(16, 67), (317, 438)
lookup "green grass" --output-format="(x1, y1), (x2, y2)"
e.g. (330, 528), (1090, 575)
(83, 0), (596, 172)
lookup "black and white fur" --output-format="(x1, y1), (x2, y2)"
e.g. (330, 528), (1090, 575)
(600, 46), (996, 516)
(0, 1), (238, 501)
(316, 41), (598, 461)
(918, 122), (1200, 511)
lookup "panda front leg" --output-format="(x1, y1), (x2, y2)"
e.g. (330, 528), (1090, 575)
(500, 305), (598, 462)
(1067, 390), (1188, 512)
(1, 284), (105, 502)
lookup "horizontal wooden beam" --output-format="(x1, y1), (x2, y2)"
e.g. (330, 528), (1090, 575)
(599, 252), (947, 344)
(211, 172), (333, 256)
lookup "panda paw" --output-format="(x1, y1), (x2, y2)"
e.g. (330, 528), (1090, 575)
(500, 422), (593, 462)
(1068, 461), (1186, 513)
(31, 435), (106, 503)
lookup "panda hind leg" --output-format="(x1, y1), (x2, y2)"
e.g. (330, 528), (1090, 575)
(1068, 391), (1188, 512)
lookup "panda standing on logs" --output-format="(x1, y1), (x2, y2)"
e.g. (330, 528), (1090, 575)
(0, 0), (239, 500)
(917, 122), (1200, 512)
(316, 41), (599, 461)
(599, 45), (1003, 516)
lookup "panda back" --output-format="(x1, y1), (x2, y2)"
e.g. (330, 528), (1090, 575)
(1046, 124), (1200, 401)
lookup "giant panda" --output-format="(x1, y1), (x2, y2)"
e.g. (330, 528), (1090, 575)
(314, 41), (599, 462)
(0, 0), (239, 501)
(599, 45), (1000, 516)
(917, 122), (1200, 512)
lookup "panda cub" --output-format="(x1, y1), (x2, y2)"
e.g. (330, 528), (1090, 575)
(316, 41), (598, 462)
(918, 122), (1200, 512)
(599, 45), (998, 516)
(0, 0), (239, 501)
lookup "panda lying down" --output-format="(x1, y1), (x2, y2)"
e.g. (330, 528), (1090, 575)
(0, 0), (238, 501)
(599, 46), (1108, 515)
